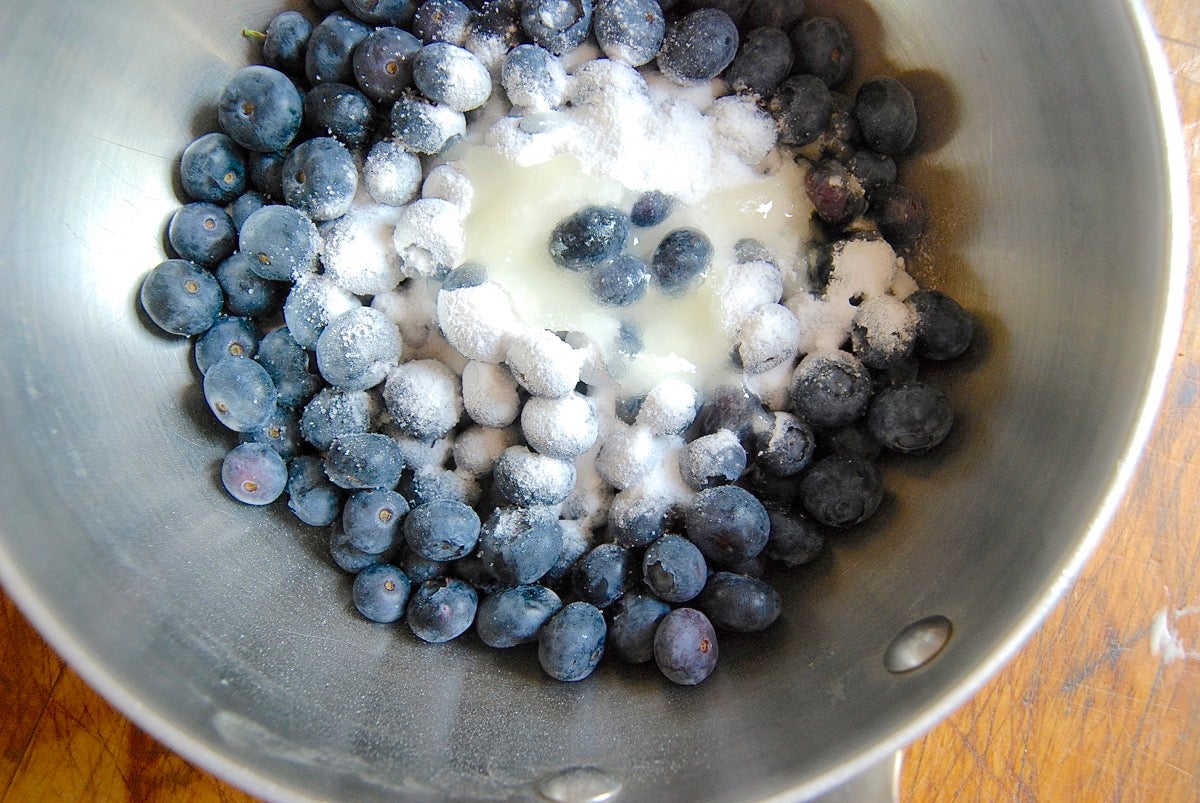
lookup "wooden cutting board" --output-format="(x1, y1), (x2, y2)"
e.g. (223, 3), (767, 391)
(1, 1), (1197, 799)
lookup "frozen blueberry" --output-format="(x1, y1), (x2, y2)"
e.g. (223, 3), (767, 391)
(501, 45), (568, 111)
(390, 93), (467, 154)
(303, 83), (375, 148)
(344, 489), (410, 554)
(538, 601), (606, 681)
(790, 350), (873, 430)
(306, 12), (373, 85)
(593, 0), (665, 67)
(353, 27), (423, 104)
(215, 254), (281, 320)
(168, 202), (236, 267)
(656, 8), (739, 85)
(352, 563), (412, 623)
(653, 607), (718, 685)
(282, 137), (358, 222)
(742, 0), (804, 31)
(247, 150), (288, 199)
(608, 592), (671, 663)
(476, 584), (563, 647)
(382, 359), (463, 441)
(407, 578), (479, 642)
(241, 404), (301, 459)
(726, 26), (793, 96)
(256, 328), (319, 410)
(469, 0), (527, 52)
(404, 467), (482, 508)
(764, 507), (824, 567)
(696, 571), (781, 633)
(230, 191), (267, 231)
(324, 432), (405, 490)
(906, 289), (973, 361)
(642, 534), (706, 603)
(404, 499), (481, 561)
(791, 16), (853, 88)
(695, 384), (772, 449)
(848, 150), (898, 199)
(363, 140), (423, 206)
(867, 382), (953, 454)
(854, 76), (918, 155)
(799, 453), (883, 528)
(549, 206), (631, 272)
(607, 490), (666, 548)
(330, 527), (387, 573)
(629, 190), (673, 228)
(413, 42), (492, 111)
(589, 254), (651, 306)
(870, 183), (928, 248)
(493, 446), (576, 507)
(179, 132), (246, 204)
(239, 204), (321, 282)
(684, 485), (770, 565)
(754, 411), (815, 477)
(850, 295), (917, 370)
(140, 259), (223, 336)
(194, 315), (259, 374)
(262, 10), (313, 76)
(204, 356), (277, 432)
(651, 228), (712, 294)
(413, 0), (474, 44)
(770, 74), (832, 147)
(680, 430), (747, 490)
(805, 159), (867, 229)
(519, 0), (593, 55)
(287, 455), (343, 526)
(221, 442), (288, 505)
(400, 548), (448, 585)
(218, 65), (303, 153)
(315, 307), (402, 392)
(343, 0), (416, 25)
(572, 543), (633, 609)
(478, 506), (564, 586)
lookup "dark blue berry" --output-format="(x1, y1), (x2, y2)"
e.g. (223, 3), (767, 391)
(653, 607), (717, 685)
(407, 578), (479, 642)
(866, 381), (953, 454)
(343, 0), (415, 25)
(684, 485), (770, 565)
(344, 489), (410, 554)
(330, 527), (387, 572)
(572, 543), (633, 608)
(179, 133), (246, 204)
(314, 307), (401, 392)
(324, 432), (405, 489)
(493, 447), (576, 507)
(824, 423), (882, 462)
(538, 601), (606, 681)
(306, 12), (373, 85)
(593, 0), (665, 67)
(353, 27), (423, 104)
(906, 289), (973, 360)
(696, 571), (781, 633)
(239, 204), (321, 281)
(726, 27), (793, 96)
(303, 82), (375, 148)
(413, 0), (475, 44)
(656, 8), (738, 84)
(798, 453), (883, 528)
(221, 442), (288, 505)
(247, 150), (288, 199)
(478, 507), (564, 586)
(805, 158), (867, 229)
(791, 16), (852, 88)
(471, 0), (526, 51)
(519, 0), (593, 55)
(241, 404), (302, 460)
(257, 327), (320, 410)
(854, 76), (918, 155)
(412, 43), (492, 111)
(441, 262), (487, 290)
(282, 137), (358, 222)
(848, 151), (898, 200)
(263, 10), (313, 76)
(771, 74), (832, 146)
(695, 383), (772, 448)
(287, 455), (343, 526)
(195, 315), (259, 373)
(790, 350), (872, 429)
(400, 547), (449, 585)
(607, 493), (664, 548)
(870, 183), (927, 248)
(589, 254), (650, 306)
(548, 206), (630, 272)
(204, 356), (277, 432)
(753, 411), (815, 477)
(352, 563), (412, 623)
(404, 499), (481, 561)
(642, 534), (706, 603)
(390, 93), (467, 154)
(608, 592), (670, 663)
(230, 191), (267, 230)
(680, 431), (747, 490)
(215, 253), (284, 319)
(764, 507), (824, 567)
(651, 228), (712, 294)
(629, 190), (672, 228)
(501, 44), (567, 110)
(168, 202), (236, 267)
(218, 66), (303, 153)
(476, 584), (562, 647)
(742, 0), (804, 30)
(140, 259), (223, 336)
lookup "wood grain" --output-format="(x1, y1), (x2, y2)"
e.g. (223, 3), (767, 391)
(1, 2), (1197, 801)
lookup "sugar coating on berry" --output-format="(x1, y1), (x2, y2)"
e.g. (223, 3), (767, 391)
(382, 358), (464, 440)
(718, 259), (784, 337)
(707, 95), (777, 166)
(789, 238), (904, 353)
(595, 423), (659, 490)
(371, 280), (438, 350)
(506, 329), (582, 398)
(452, 425), (520, 476)
(560, 456), (614, 531)
(394, 198), (466, 279)
(679, 428), (747, 490)
(851, 295), (917, 366)
(494, 445), (577, 506)
(461, 359), (522, 427)
(738, 303), (801, 375)
(283, 273), (363, 349)
(388, 430), (454, 469)
(437, 282), (521, 363)
(521, 393), (599, 459)
(321, 204), (406, 295)
(637, 378), (698, 436)
(421, 163), (475, 212)
(315, 306), (403, 391)
(363, 140), (422, 206)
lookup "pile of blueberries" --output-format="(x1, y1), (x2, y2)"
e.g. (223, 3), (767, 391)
(138, 0), (975, 686)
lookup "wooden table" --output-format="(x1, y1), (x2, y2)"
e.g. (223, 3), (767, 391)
(2, 2), (1197, 800)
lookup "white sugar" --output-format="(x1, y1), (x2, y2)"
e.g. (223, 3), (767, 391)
(321, 204), (405, 295)
(363, 141), (422, 206)
(461, 359), (522, 427)
(393, 198), (466, 279)
(436, 282), (521, 363)
(521, 393), (599, 459)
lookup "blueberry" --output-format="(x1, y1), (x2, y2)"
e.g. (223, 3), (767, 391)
(519, 0), (593, 55)
(752, 411), (815, 477)
(257, 327), (320, 410)
(791, 16), (852, 88)
(501, 44), (568, 111)
(230, 191), (267, 230)
(651, 228), (712, 294)
(413, 0), (475, 44)
(221, 442), (288, 505)
(404, 499), (481, 561)
(548, 206), (630, 272)
(407, 578), (479, 642)
(324, 432), (405, 490)
(247, 150), (288, 199)
(441, 262), (487, 290)
(694, 383), (772, 448)
(593, 0), (665, 67)
(493, 446), (576, 507)
(287, 454), (344, 526)
(353, 27), (423, 104)
(303, 83), (375, 148)
(588, 254), (650, 306)
(869, 183), (927, 248)
(764, 507), (825, 567)
(629, 190), (672, 228)
(770, 74), (832, 147)
(469, 0), (527, 52)
(848, 151), (898, 199)
(653, 607), (717, 685)
(204, 356), (277, 432)
(642, 534), (706, 603)
(167, 202), (236, 267)
(342, 0), (416, 25)
(823, 423), (882, 462)
(538, 601), (606, 681)
(854, 76), (918, 155)
(179, 133), (246, 204)
(607, 491), (665, 548)
(608, 592), (671, 663)
(263, 11), (313, 76)
(390, 93), (467, 154)
(684, 485), (770, 565)
(906, 289), (973, 360)
(306, 12), (373, 85)
(195, 315), (259, 374)
(351, 563), (412, 623)
(741, 0), (804, 30)
(478, 507), (564, 586)
(808, 92), (860, 163)
(215, 253), (283, 319)
(140, 259), (223, 336)
(476, 584), (562, 647)
(656, 8), (739, 85)
(241, 404), (302, 460)
(330, 527), (387, 572)
(850, 295), (917, 370)
(282, 137), (358, 222)
(540, 520), (590, 587)
(798, 453), (883, 528)
(572, 543), (633, 608)
(399, 547), (449, 585)
(790, 350), (872, 429)
(866, 382), (953, 454)
(314, 307), (401, 392)
(696, 571), (781, 633)
(382, 359), (462, 441)
(413, 42), (492, 111)
(218, 66), (303, 153)
(239, 204), (321, 281)
(804, 158), (868, 230)
(344, 489), (410, 554)
(726, 26), (793, 96)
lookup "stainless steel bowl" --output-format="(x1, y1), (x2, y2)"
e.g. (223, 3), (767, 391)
(0, 0), (1187, 800)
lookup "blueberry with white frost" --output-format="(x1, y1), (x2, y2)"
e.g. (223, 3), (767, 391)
(382, 358), (463, 441)
(679, 429), (747, 490)
(436, 282), (521, 364)
(300, 387), (374, 451)
(321, 206), (407, 295)
(315, 307), (403, 392)
(216, 251), (283, 320)
(493, 445), (577, 507)
(283, 273), (362, 349)
(391, 93), (467, 154)
(238, 204), (320, 282)
(413, 43), (492, 112)
(501, 44), (568, 111)
(520, 393), (598, 459)
(519, 0), (593, 55)
(506, 328), (581, 398)
(461, 359), (522, 426)
(593, 0), (665, 67)
(478, 506), (565, 586)
(282, 137), (358, 222)
(413, 0), (474, 45)
(324, 432), (405, 490)
(656, 8), (739, 85)
(393, 198), (466, 279)
(738, 303), (801, 374)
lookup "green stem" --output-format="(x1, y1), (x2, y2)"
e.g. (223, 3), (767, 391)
(242, 28), (267, 41)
